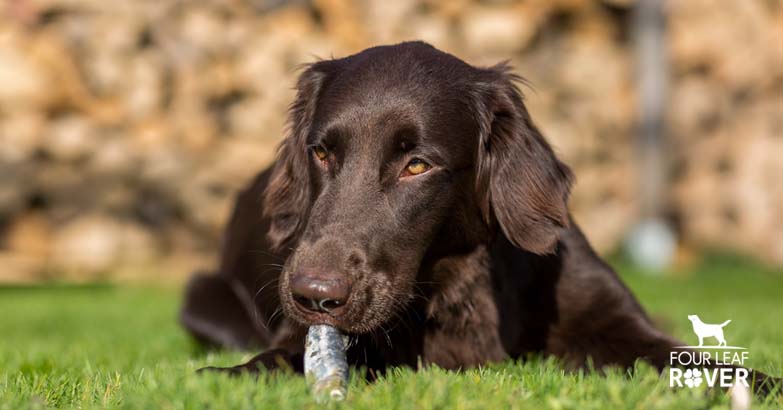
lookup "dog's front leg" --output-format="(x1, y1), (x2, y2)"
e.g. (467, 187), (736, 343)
(421, 249), (509, 369)
(199, 349), (304, 375)
(200, 320), (306, 375)
(422, 323), (508, 369)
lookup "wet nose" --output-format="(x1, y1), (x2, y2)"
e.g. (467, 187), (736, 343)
(290, 273), (351, 313)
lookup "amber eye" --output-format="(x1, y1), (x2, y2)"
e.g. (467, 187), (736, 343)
(313, 145), (328, 161)
(404, 158), (431, 176)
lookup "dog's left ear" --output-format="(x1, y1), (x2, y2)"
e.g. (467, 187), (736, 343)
(474, 64), (574, 255)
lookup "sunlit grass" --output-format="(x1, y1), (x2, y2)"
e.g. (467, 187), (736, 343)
(1, 255), (781, 409)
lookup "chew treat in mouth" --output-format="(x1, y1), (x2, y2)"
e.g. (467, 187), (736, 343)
(304, 325), (349, 401)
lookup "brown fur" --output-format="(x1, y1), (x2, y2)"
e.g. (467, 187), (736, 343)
(180, 42), (779, 395)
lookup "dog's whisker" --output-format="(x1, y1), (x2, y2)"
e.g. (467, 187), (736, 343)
(266, 307), (284, 328)
(253, 278), (280, 302)
(246, 249), (286, 261)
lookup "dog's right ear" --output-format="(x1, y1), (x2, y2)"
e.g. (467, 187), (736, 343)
(263, 63), (329, 251)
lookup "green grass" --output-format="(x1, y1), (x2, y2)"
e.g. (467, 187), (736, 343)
(1, 255), (782, 409)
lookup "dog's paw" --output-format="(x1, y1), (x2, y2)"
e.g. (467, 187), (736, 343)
(197, 349), (302, 375)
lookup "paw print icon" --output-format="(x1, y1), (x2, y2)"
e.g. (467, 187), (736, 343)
(684, 368), (703, 388)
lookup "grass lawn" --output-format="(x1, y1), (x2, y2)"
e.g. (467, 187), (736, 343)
(1, 255), (781, 409)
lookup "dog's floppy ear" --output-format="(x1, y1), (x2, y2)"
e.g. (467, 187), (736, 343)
(263, 63), (329, 251)
(474, 63), (574, 255)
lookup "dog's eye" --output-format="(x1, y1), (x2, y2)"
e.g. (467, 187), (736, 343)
(403, 158), (431, 177)
(312, 145), (328, 161)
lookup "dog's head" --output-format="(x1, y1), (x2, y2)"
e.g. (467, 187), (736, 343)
(688, 314), (699, 322)
(265, 42), (573, 333)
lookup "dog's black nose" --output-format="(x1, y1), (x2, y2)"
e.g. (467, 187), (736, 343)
(290, 273), (351, 313)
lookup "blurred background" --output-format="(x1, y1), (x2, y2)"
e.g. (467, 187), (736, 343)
(0, 0), (780, 283)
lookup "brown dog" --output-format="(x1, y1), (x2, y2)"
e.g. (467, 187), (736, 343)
(180, 42), (778, 395)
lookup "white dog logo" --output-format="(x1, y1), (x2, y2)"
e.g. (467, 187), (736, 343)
(669, 315), (749, 390)
(687, 314), (731, 347)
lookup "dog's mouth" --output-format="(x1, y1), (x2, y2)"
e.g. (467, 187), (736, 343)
(280, 272), (411, 335)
